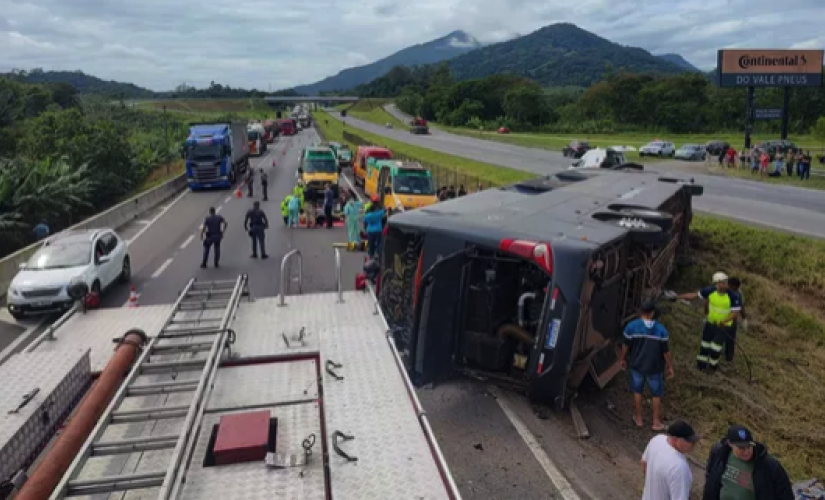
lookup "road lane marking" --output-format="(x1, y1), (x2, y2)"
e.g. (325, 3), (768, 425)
(151, 258), (174, 279)
(224, 196), (232, 203)
(491, 387), (582, 500)
(135, 220), (151, 225)
(180, 234), (195, 250)
(215, 205), (223, 213)
(127, 189), (189, 245)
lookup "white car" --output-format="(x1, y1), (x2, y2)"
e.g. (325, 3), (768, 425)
(639, 141), (675, 157)
(570, 148), (628, 170)
(6, 229), (131, 319)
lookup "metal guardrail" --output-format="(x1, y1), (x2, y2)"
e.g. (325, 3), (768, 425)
(23, 304), (80, 353)
(278, 249), (303, 306)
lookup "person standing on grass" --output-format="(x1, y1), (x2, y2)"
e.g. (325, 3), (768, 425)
(759, 151), (770, 178)
(619, 302), (674, 431)
(801, 150), (812, 180)
(726, 147), (737, 168)
(675, 272), (741, 372)
(702, 425), (793, 500)
(641, 420), (698, 500)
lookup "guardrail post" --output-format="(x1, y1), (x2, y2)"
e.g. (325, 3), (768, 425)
(278, 250), (303, 306)
(334, 248), (344, 304)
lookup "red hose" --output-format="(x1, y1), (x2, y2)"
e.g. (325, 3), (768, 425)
(15, 329), (148, 500)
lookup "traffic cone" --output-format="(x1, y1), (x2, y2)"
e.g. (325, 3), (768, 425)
(234, 188), (242, 198)
(128, 286), (140, 308)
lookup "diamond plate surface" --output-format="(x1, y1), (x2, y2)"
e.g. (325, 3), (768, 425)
(31, 305), (174, 372)
(320, 293), (450, 500)
(181, 403), (325, 500)
(207, 360), (318, 411)
(231, 298), (320, 359)
(0, 350), (91, 483)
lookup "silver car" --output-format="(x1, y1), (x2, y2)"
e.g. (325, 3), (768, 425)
(639, 141), (675, 157)
(674, 144), (706, 161)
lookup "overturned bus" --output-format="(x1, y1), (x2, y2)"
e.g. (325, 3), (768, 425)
(379, 169), (703, 409)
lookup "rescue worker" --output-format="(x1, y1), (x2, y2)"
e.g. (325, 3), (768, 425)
(244, 201), (269, 259)
(675, 272), (741, 372)
(260, 168), (269, 201)
(343, 193), (362, 243)
(281, 195), (291, 225)
(200, 207), (227, 268)
(363, 202), (386, 259)
(246, 169), (255, 197)
(303, 184), (317, 227)
(287, 193), (301, 228)
(323, 183), (335, 229)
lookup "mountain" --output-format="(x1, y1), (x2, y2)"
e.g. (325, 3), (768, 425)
(446, 23), (688, 87)
(291, 31), (482, 95)
(656, 53), (700, 72)
(3, 69), (155, 98)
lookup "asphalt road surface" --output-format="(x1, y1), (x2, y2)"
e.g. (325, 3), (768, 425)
(0, 127), (591, 500)
(338, 105), (825, 240)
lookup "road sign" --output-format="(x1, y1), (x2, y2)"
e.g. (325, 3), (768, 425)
(753, 108), (783, 120)
(717, 49), (824, 88)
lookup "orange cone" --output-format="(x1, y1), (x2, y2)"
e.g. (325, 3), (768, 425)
(128, 287), (140, 308)
(234, 188), (242, 198)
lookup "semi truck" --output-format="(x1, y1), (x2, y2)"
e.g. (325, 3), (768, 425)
(278, 119), (296, 136)
(247, 123), (267, 156)
(410, 117), (429, 134)
(183, 122), (250, 190)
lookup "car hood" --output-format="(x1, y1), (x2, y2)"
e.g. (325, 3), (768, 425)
(11, 267), (87, 289)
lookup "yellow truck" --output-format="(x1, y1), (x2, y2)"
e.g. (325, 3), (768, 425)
(364, 159), (437, 212)
(299, 146), (341, 199)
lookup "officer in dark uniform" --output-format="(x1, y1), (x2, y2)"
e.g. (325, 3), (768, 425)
(244, 201), (269, 259)
(200, 207), (227, 268)
(260, 168), (269, 201)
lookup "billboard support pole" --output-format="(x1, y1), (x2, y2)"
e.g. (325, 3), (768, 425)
(781, 87), (791, 140)
(745, 86), (755, 149)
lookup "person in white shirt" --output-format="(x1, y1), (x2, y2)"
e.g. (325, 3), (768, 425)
(641, 419), (699, 500)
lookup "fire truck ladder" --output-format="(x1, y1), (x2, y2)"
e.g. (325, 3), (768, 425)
(49, 275), (251, 499)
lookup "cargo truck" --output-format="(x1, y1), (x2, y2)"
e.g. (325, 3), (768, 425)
(183, 122), (250, 190)
(410, 117), (429, 134)
(278, 119), (296, 136)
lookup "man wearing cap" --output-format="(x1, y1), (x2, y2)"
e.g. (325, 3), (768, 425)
(676, 272), (742, 372)
(702, 425), (793, 500)
(641, 419), (698, 500)
(619, 302), (674, 431)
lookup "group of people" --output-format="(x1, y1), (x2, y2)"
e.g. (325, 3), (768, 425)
(200, 200), (272, 267)
(716, 146), (816, 180)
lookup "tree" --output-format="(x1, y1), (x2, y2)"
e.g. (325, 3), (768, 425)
(503, 85), (546, 124)
(813, 117), (825, 151)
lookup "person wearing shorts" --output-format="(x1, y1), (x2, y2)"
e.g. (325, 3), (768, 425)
(619, 302), (674, 431)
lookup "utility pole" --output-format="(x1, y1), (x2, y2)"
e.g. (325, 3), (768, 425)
(163, 105), (169, 175)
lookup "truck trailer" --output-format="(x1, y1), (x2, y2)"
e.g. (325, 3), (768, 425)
(1, 263), (460, 499)
(184, 122), (250, 190)
(379, 169), (703, 409)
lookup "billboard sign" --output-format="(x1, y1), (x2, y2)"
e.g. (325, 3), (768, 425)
(717, 49), (824, 88)
(753, 108), (783, 120)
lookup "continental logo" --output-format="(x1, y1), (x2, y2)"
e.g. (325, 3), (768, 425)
(719, 49), (824, 74)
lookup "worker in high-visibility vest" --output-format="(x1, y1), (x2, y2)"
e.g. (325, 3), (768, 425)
(675, 272), (741, 372)
(281, 195), (291, 225)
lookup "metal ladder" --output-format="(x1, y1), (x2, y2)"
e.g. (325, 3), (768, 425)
(50, 275), (251, 499)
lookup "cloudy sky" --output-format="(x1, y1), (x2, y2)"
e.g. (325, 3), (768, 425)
(1, 0), (823, 91)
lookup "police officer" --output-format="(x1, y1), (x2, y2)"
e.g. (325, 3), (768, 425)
(200, 207), (227, 268)
(676, 272), (742, 372)
(246, 169), (255, 197)
(260, 168), (269, 201)
(244, 201), (269, 259)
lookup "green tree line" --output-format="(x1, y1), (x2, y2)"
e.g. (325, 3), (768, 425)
(365, 64), (825, 135)
(0, 78), (187, 258)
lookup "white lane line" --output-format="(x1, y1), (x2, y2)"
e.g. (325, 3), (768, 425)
(151, 258), (174, 279)
(180, 234), (195, 250)
(224, 196), (232, 203)
(491, 387), (582, 500)
(215, 205), (223, 213)
(341, 173), (362, 201)
(135, 220), (151, 225)
(127, 189), (189, 245)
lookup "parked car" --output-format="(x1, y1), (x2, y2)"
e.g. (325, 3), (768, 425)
(639, 141), (676, 157)
(6, 229), (131, 319)
(704, 140), (730, 156)
(570, 147), (643, 171)
(562, 140), (592, 158)
(497, 127), (510, 134)
(756, 140), (798, 156)
(675, 144), (707, 161)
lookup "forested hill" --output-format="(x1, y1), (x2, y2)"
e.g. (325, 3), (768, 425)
(3, 69), (155, 98)
(446, 23), (687, 87)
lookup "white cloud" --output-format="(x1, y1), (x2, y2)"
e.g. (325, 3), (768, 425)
(0, 0), (822, 91)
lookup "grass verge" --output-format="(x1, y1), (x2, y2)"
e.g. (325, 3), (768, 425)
(659, 161), (825, 191)
(347, 104), (409, 130)
(120, 160), (185, 202)
(605, 215), (825, 481)
(313, 109), (530, 187)
(320, 107), (825, 480)
(135, 98), (271, 113)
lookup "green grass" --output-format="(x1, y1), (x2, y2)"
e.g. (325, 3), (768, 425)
(606, 215), (825, 481)
(348, 106), (409, 130)
(134, 98), (272, 114)
(313, 109), (529, 187)
(666, 161), (825, 190)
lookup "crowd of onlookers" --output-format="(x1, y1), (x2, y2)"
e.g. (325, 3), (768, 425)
(713, 145), (819, 180)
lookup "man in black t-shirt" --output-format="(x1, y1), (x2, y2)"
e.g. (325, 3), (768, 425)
(201, 207), (227, 268)
(260, 169), (269, 201)
(244, 201), (269, 259)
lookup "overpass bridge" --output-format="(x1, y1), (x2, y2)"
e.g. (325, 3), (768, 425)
(264, 96), (359, 103)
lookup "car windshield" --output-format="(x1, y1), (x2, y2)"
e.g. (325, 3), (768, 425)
(393, 174), (434, 195)
(304, 158), (337, 173)
(247, 131), (259, 141)
(681, 145), (700, 150)
(338, 150), (352, 159)
(187, 143), (220, 162)
(25, 242), (91, 270)
(647, 142), (664, 147)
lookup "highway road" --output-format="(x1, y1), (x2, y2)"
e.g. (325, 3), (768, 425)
(338, 104), (825, 240)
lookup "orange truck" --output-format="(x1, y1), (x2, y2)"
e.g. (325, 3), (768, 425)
(352, 146), (393, 187)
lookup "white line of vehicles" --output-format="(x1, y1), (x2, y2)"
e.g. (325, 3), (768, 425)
(566, 139), (707, 171)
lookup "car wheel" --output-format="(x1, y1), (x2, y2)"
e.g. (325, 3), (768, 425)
(119, 256), (131, 284)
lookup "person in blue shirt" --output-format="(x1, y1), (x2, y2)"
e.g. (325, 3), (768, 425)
(619, 302), (674, 431)
(33, 220), (50, 240)
(362, 202), (385, 259)
(323, 183), (335, 228)
(287, 193), (301, 228)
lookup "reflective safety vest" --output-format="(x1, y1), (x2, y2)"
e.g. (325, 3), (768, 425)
(707, 291), (733, 326)
(292, 186), (304, 207)
(281, 196), (291, 217)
